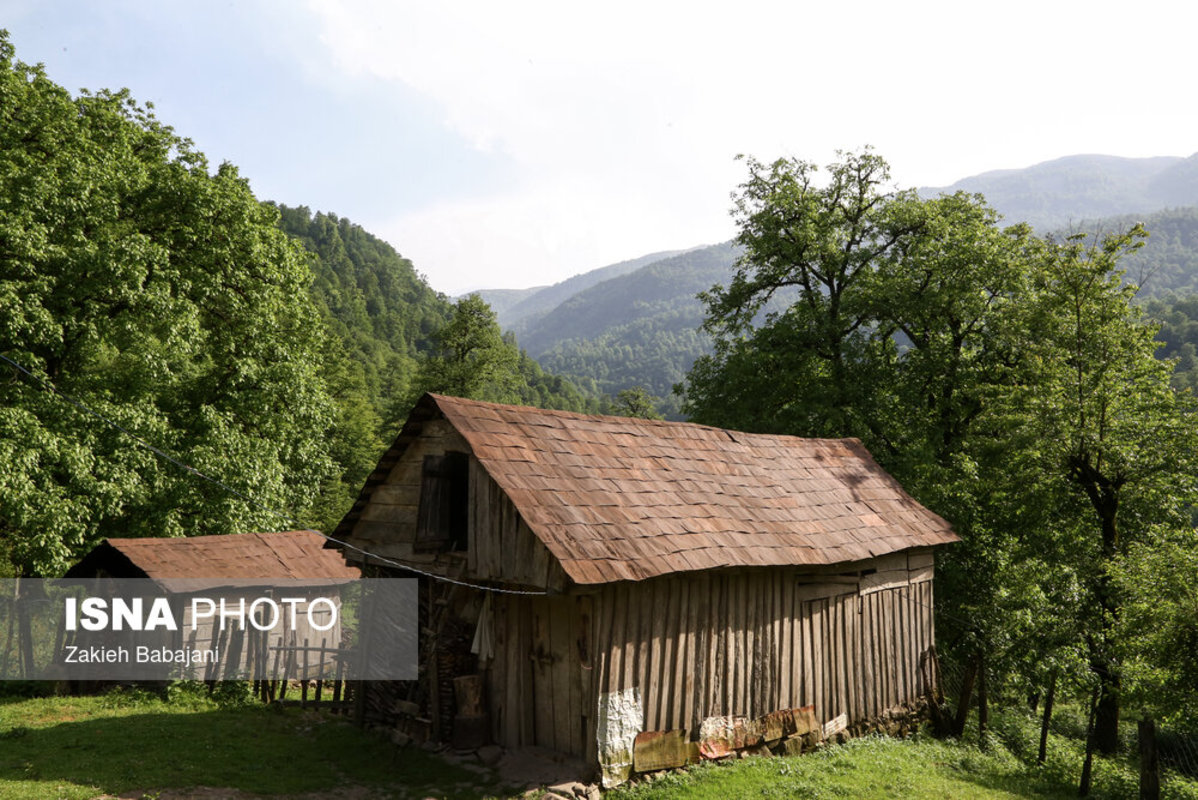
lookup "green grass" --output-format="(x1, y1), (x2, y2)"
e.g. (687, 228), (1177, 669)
(606, 734), (1072, 800)
(4, 687), (1196, 800)
(0, 684), (490, 799)
(607, 712), (1198, 800)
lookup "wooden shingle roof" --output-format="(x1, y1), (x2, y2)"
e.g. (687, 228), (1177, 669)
(349, 394), (958, 585)
(66, 530), (360, 581)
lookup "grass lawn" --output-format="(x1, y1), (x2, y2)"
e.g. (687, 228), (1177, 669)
(2, 686), (1196, 800)
(607, 710), (1198, 800)
(0, 684), (494, 799)
(606, 734), (1077, 800)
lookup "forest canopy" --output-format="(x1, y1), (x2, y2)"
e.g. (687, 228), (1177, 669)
(0, 35), (336, 576)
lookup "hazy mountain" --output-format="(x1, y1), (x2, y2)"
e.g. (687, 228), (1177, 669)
(470, 286), (547, 319)
(922, 153), (1198, 229)
(493, 248), (696, 331)
(468, 154), (1198, 418)
(508, 243), (741, 414)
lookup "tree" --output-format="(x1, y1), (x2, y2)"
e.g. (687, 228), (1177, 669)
(685, 150), (918, 440)
(0, 35), (335, 575)
(611, 387), (664, 420)
(999, 227), (1198, 754)
(684, 149), (1198, 758)
(407, 295), (522, 405)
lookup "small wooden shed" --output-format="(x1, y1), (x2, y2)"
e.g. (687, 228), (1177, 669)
(65, 530), (361, 680)
(337, 394), (958, 782)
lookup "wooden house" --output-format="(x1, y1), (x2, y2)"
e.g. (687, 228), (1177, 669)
(337, 394), (959, 783)
(65, 530), (361, 680)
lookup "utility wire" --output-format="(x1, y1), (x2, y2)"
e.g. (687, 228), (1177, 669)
(0, 351), (549, 596)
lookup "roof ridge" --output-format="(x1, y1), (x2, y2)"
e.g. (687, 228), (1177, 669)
(426, 393), (864, 445)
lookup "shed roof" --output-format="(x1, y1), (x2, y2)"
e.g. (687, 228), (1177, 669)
(65, 530), (360, 582)
(344, 394), (958, 584)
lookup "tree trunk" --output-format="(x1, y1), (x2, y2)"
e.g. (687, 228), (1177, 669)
(977, 651), (989, 746)
(1039, 669), (1058, 764)
(1079, 687), (1099, 797)
(1092, 659), (1121, 755)
(953, 652), (981, 737)
(1074, 456), (1124, 757)
(1139, 718), (1159, 800)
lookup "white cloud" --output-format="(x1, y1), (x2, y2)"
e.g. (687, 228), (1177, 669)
(306, 0), (1198, 291)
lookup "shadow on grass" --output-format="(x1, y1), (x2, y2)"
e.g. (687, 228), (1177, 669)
(0, 706), (491, 798)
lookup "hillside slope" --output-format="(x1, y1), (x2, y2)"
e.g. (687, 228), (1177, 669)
(521, 243), (740, 412)
(921, 153), (1198, 229)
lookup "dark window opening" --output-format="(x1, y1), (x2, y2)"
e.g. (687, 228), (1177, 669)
(414, 451), (469, 553)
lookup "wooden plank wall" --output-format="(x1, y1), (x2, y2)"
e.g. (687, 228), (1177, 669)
(467, 459), (569, 592)
(349, 419), (470, 556)
(487, 551), (937, 763)
(347, 420), (567, 591)
(585, 553), (936, 762)
(489, 592), (587, 755)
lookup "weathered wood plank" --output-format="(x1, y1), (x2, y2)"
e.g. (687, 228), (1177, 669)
(491, 595), (509, 744)
(863, 592), (877, 719)
(667, 577), (686, 730)
(780, 573), (792, 708)
(859, 568), (910, 595)
(677, 578), (694, 730)
(715, 574), (729, 715)
(641, 581), (661, 731)
(800, 595), (813, 711)
(691, 573), (709, 729)
(908, 565), (934, 584)
(907, 550), (935, 570)
(793, 582), (857, 602)
(366, 484), (421, 506)
(531, 600), (554, 749)
(518, 599), (535, 745)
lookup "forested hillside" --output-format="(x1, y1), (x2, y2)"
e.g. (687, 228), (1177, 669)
(922, 152), (1198, 229)
(271, 205), (453, 528)
(520, 243), (740, 414)
(495, 248), (691, 331)
(1047, 207), (1198, 297)
(0, 40), (337, 575)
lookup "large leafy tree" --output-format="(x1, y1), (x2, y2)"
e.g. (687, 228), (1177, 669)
(686, 150), (917, 440)
(999, 228), (1198, 753)
(406, 295), (523, 405)
(0, 35), (335, 575)
(684, 149), (1198, 756)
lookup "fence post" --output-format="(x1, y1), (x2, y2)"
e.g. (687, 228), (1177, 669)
(1139, 717), (1160, 800)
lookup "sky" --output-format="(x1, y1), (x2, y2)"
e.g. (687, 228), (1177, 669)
(5, 1), (1197, 296)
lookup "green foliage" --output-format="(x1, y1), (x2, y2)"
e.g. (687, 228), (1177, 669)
(404, 295), (599, 417)
(611, 387), (665, 420)
(1145, 293), (1198, 392)
(1112, 537), (1198, 727)
(684, 148), (1198, 740)
(1077, 208), (1198, 298)
(0, 34), (335, 576)
(271, 204), (453, 530)
(409, 295), (523, 404)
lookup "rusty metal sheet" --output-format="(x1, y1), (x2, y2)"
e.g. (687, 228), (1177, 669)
(698, 715), (763, 759)
(632, 730), (692, 773)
